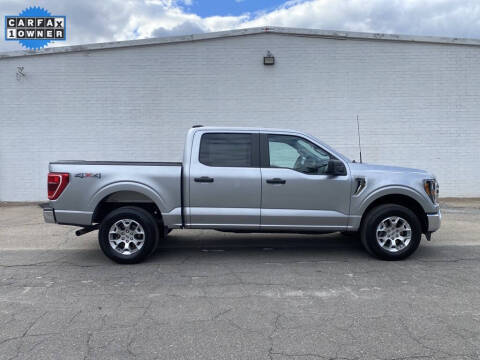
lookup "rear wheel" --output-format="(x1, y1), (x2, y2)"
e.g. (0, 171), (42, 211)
(360, 204), (421, 260)
(99, 206), (160, 264)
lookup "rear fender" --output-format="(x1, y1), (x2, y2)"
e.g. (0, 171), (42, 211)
(88, 182), (169, 215)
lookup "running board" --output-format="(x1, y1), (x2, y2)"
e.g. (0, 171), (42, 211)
(75, 225), (99, 236)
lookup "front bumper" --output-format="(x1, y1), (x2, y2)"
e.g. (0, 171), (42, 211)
(427, 209), (441, 232)
(40, 203), (56, 224)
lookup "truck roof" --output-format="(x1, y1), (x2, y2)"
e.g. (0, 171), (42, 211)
(187, 126), (351, 163)
(191, 126), (303, 133)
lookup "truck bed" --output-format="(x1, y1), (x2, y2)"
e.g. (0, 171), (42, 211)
(50, 160), (182, 166)
(48, 160), (183, 226)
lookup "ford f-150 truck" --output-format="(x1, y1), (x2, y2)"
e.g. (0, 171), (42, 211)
(43, 126), (441, 263)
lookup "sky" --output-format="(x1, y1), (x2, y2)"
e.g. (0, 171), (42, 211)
(2, 0), (480, 52)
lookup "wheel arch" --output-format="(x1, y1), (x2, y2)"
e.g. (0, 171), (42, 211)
(360, 193), (428, 234)
(91, 186), (165, 225)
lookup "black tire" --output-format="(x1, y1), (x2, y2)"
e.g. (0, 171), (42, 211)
(98, 206), (160, 264)
(341, 231), (359, 238)
(360, 204), (422, 260)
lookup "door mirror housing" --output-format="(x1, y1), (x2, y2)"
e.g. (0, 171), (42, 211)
(326, 159), (347, 176)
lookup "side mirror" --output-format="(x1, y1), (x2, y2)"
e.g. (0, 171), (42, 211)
(326, 159), (347, 176)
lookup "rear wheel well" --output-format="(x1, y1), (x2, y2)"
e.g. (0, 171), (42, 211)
(361, 194), (428, 234)
(92, 191), (163, 226)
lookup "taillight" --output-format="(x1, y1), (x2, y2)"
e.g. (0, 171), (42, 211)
(48, 173), (69, 200)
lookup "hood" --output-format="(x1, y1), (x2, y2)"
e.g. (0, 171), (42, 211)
(349, 162), (433, 177)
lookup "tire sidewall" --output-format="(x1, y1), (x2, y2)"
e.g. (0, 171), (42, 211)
(361, 204), (421, 260)
(99, 207), (159, 264)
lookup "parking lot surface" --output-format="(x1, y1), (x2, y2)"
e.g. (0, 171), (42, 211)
(0, 201), (479, 359)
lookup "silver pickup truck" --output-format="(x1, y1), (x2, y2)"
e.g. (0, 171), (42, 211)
(43, 126), (441, 263)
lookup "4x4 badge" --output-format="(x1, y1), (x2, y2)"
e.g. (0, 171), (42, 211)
(75, 173), (101, 179)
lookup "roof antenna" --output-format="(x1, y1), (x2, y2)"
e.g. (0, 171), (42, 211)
(356, 115), (363, 163)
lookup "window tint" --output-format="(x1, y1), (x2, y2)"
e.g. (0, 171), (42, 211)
(269, 141), (298, 168)
(268, 135), (332, 174)
(199, 133), (253, 167)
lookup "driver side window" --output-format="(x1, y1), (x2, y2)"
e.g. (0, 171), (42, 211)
(268, 135), (332, 174)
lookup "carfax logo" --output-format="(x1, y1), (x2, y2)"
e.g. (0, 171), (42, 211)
(5, 6), (66, 50)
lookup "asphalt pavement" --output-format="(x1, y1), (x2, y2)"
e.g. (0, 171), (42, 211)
(0, 201), (479, 359)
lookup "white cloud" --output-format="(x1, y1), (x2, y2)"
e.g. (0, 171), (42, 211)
(241, 0), (480, 37)
(151, 20), (204, 37)
(2, 0), (480, 52)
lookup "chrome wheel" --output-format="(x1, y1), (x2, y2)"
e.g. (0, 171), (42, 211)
(108, 219), (145, 256)
(376, 216), (412, 253)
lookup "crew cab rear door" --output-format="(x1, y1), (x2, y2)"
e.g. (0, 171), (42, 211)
(187, 131), (261, 229)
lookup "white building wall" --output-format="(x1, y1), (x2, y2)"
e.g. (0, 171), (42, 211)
(1, 32), (479, 201)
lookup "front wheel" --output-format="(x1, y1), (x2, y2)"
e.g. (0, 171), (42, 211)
(341, 231), (359, 238)
(360, 204), (422, 260)
(98, 206), (160, 264)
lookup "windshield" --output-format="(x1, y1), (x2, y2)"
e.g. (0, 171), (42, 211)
(300, 133), (351, 163)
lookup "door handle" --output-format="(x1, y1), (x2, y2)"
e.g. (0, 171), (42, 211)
(266, 178), (286, 184)
(194, 176), (214, 183)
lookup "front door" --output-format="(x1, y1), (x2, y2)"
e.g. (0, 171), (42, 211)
(260, 134), (351, 231)
(188, 132), (261, 229)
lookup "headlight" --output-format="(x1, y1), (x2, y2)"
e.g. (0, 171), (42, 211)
(424, 179), (439, 204)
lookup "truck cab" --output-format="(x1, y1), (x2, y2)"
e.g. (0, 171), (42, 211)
(184, 127), (353, 230)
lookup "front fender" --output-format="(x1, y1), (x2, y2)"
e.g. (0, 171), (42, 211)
(352, 185), (437, 216)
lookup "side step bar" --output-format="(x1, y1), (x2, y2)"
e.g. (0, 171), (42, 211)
(75, 225), (99, 236)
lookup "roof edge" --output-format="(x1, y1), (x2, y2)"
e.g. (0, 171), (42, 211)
(2, 26), (480, 59)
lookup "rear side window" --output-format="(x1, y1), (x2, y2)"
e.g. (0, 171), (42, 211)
(199, 133), (254, 167)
